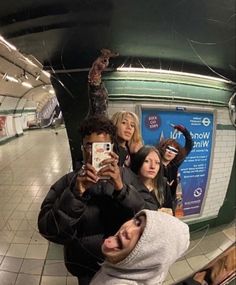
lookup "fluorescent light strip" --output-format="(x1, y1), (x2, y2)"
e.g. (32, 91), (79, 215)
(42, 70), (51, 78)
(6, 75), (18, 83)
(22, 82), (33, 88)
(0, 35), (17, 51)
(24, 57), (37, 67)
(116, 67), (231, 84)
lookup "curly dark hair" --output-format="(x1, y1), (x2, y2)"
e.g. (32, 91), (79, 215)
(79, 115), (116, 142)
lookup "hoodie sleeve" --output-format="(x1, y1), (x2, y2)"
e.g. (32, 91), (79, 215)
(166, 216), (190, 265)
(38, 172), (86, 244)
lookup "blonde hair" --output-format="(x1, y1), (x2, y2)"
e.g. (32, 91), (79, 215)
(111, 111), (142, 147)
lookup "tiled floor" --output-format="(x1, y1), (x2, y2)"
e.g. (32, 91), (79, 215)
(0, 128), (235, 285)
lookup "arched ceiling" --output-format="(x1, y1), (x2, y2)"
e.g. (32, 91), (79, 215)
(0, 42), (52, 99)
(0, 0), (235, 83)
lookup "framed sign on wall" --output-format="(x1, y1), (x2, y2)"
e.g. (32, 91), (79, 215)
(139, 105), (215, 218)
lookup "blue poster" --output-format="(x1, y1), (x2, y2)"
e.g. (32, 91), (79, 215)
(141, 108), (214, 217)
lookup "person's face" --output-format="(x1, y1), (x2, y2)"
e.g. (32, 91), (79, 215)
(116, 114), (135, 142)
(82, 132), (112, 164)
(102, 214), (146, 264)
(163, 145), (178, 162)
(139, 150), (161, 179)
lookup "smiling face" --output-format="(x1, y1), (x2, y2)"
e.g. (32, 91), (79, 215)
(102, 214), (146, 264)
(116, 114), (136, 144)
(139, 150), (161, 180)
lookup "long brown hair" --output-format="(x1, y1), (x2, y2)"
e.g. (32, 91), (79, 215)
(131, 145), (165, 206)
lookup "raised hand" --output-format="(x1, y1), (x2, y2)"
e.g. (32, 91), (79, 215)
(88, 49), (119, 86)
(173, 124), (186, 132)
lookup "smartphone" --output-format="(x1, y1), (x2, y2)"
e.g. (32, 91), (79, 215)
(92, 142), (112, 177)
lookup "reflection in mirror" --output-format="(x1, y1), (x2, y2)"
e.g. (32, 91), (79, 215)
(177, 243), (236, 285)
(0, 1), (236, 283)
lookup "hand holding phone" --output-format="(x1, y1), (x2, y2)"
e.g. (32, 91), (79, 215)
(97, 150), (123, 190)
(92, 142), (112, 179)
(76, 163), (99, 195)
(92, 143), (123, 188)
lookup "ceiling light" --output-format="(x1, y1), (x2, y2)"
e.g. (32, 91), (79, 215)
(22, 82), (33, 88)
(0, 35), (17, 51)
(116, 67), (232, 84)
(27, 54), (43, 68)
(6, 75), (18, 83)
(24, 57), (37, 67)
(35, 74), (40, 80)
(1, 72), (7, 80)
(0, 72), (19, 83)
(41, 70), (51, 78)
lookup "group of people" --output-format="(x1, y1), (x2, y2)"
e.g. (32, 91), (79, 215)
(38, 50), (193, 285)
(38, 111), (192, 284)
(111, 109), (193, 216)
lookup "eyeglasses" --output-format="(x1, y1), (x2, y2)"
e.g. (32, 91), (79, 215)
(166, 145), (179, 154)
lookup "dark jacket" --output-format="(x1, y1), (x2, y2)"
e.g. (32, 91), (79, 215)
(132, 177), (174, 214)
(164, 128), (193, 200)
(114, 142), (138, 168)
(150, 180), (174, 213)
(38, 167), (157, 278)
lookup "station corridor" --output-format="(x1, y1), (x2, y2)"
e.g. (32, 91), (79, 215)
(0, 128), (235, 285)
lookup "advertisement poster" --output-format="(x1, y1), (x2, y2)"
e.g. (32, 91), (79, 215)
(141, 107), (214, 217)
(0, 116), (7, 138)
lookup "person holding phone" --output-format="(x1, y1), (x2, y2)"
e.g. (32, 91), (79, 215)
(38, 115), (157, 285)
